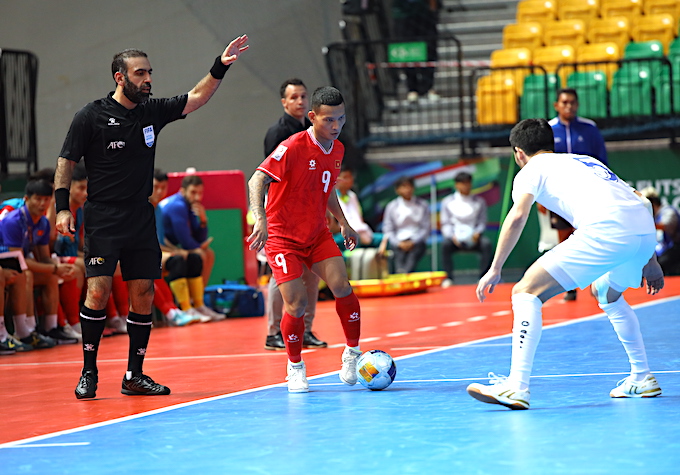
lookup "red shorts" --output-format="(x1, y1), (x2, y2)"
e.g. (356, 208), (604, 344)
(265, 231), (342, 284)
(59, 256), (78, 264)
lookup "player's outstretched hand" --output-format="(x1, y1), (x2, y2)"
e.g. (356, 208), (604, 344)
(476, 269), (501, 303)
(642, 254), (664, 295)
(55, 210), (75, 236)
(246, 220), (268, 252)
(221, 35), (249, 65)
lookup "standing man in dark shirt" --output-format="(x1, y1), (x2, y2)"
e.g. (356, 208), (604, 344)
(262, 78), (327, 351)
(54, 35), (249, 399)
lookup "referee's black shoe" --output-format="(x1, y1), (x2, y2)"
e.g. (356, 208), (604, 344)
(75, 369), (98, 399)
(121, 373), (171, 396)
(303, 331), (328, 349)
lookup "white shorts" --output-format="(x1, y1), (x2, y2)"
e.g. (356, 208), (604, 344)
(537, 230), (657, 292)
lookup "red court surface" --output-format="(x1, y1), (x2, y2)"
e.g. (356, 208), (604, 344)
(2, 277), (678, 445)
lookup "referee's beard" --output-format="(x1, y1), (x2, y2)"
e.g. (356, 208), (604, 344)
(123, 75), (151, 104)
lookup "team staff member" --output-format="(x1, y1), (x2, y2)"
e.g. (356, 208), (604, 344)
(248, 87), (362, 393)
(262, 78), (326, 351)
(54, 35), (249, 400)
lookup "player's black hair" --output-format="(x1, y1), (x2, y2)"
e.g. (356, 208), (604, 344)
(310, 86), (344, 111)
(556, 87), (578, 102)
(25, 179), (53, 198)
(112, 49), (148, 79)
(72, 163), (87, 182)
(154, 169), (168, 182)
(181, 174), (203, 189)
(454, 172), (472, 183)
(509, 119), (555, 156)
(279, 78), (306, 98)
(340, 163), (355, 174)
(29, 167), (55, 184)
(395, 176), (414, 188)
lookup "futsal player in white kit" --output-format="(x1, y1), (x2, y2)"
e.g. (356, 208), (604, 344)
(468, 119), (665, 410)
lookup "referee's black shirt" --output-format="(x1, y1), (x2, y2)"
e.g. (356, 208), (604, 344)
(60, 92), (188, 205)
(263, 112), (311, 158)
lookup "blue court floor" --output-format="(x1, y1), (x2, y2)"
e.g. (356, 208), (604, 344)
(1, 297), (679, 474)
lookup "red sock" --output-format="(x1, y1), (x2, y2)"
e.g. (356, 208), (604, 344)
(59, 278), (82, 325)
(336, 291), (361, 347)
(112, 274), (129, 317)
(153, 279), (176, 316)
(280, 312), (305, 363)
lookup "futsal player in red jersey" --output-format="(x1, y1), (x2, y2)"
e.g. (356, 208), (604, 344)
(247, 86), (362, 393)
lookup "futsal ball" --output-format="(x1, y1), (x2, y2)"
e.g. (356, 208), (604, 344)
(356, 349), (397, 390)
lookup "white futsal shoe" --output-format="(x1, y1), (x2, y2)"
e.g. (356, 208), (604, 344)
(467, 373), (530, 410)
(197, 305), (226, 322)
(610, 374), (662, 398)
(339, 346), (362, 385)
(286, 361), (309, 393)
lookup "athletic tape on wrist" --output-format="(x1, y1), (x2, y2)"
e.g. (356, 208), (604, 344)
(55, 188), (70, 214)
(209, 56), (231, 79)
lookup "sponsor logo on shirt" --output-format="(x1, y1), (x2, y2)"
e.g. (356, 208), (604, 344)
(309, 159), (317, 170)
(272, 144), (287, 161)
(88, 257), (105, 266)
(107, 141), (126, 150)
(108, 117), (120, 126)
(143, 125), (155, 147)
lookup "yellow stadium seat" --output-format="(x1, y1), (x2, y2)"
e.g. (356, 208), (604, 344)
(476, 75), (518, 125)
(588, 17), (631, 54)
(517, 0), (557, 24)
(503, 22), (544, 52)
(543, 19), (587, 48)
(532, 45), (577, 86)
(644, 0), (680, 24)
(576, 42), (621, 87)
(631, 13), (677, 54)
(600, 0), (643, 22)
(490, 47), (532, 94)
(558, 0), (600, 26)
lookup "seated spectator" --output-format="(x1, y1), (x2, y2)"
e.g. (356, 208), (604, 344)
(378, 176), (430, 273)
(160, 174), (215, 286)
(331, 166), (382, 249)
(153, 170), (220, 323)
(641, 187), (680, 276)
(0, 259), (30, 354)
(0, 179), (77, 347)
(439, 172), (493, 287)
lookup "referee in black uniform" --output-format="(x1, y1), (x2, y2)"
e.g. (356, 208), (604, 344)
(54, 35), (249, 399)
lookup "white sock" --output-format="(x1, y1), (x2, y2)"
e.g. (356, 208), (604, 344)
(44, 313), (58, 331)
(0, 317), (8, 341)
(167, 308), (179, 320)
(599, 297), (650, 376)
(508, 293), (543, 390)
(27, 315), (37, 332)
(12, 314), (31, 339)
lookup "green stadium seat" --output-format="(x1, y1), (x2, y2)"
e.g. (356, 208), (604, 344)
(655, 38), (680, 115)
(567, 71), (608, 118)
(520, 73), (560, 119)
(610, 67), (653, 116)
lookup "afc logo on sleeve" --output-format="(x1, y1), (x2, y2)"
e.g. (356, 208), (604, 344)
(272, 144), (288, 161)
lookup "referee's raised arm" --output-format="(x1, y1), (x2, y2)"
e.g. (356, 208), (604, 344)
(182, 34), (249, 115)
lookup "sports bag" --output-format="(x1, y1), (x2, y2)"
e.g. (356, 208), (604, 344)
(204, 282), (264, 317)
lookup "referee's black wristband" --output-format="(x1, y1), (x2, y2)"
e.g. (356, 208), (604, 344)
(55, 188), (70, 214)
(209, 56), (231, 80)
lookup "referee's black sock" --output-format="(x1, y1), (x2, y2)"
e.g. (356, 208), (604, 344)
(80, 306), (107, 372)
(126, 312), (153, 376)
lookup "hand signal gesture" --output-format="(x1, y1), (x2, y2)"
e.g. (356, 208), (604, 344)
(221, 35), (249, 66)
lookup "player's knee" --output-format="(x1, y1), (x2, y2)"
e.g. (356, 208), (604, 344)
(186, 252), (203, 278)
(165, 255), (188, 281)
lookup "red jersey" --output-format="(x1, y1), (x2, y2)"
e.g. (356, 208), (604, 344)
(257, 128), (344, 247)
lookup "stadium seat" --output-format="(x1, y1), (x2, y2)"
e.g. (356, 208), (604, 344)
(567, 71), (609, 117)
(490, 47), (532, 94)
(588, 17), (631, 54)
(543, 20), (587, 48)
(520, 73), (560, 119)
(644, 0), (680, 24)
(610, 67), (653, 116)
(503, 22), (544, 52)
(475, 75), (518, 125)
(600, 0), (643, 22)
(631, 14), (676, 54)
(558, 0), (600, 26)
(654, 38), (680, 114)
(517, 0), (557, 24)
(622, 40), (668, 83)
(576, 42), (621, 87)
(533, 45), (576, 87)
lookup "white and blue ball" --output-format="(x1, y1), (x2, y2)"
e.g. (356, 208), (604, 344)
(356, 349), (397, 390)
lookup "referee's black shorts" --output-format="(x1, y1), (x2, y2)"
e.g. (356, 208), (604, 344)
(83, 200), (161, 281)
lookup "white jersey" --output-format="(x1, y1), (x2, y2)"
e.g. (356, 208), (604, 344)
(512, 152), (654, 238)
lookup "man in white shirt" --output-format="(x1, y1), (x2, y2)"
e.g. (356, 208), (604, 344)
(439, 172), (492, 287)
(467, 118), (664, 410)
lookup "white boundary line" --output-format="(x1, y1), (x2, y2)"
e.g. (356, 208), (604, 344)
(1, 295), (678, 449)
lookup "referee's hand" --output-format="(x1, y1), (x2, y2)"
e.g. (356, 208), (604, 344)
(55, 210), (75, 236)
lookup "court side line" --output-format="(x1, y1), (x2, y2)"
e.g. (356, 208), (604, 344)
(1, 295), (676, 449)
